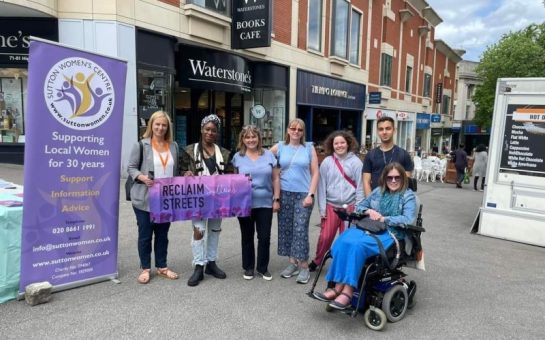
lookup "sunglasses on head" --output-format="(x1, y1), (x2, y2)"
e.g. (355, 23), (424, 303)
(386, 175), (401, 183)
(289, 127), (304, 132)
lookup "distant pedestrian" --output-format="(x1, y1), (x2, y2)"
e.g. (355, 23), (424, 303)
(451, 144), (468, 188)
(472, 144), (487, 191)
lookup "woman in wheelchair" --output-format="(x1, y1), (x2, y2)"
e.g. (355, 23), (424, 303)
(313, 162), (416, 310)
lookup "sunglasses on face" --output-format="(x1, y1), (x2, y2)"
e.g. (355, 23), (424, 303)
(386, 175), (401, 183)
(289, 127), (304, 132)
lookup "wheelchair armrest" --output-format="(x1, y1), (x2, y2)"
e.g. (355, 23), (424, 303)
(406, 224), (426, 232)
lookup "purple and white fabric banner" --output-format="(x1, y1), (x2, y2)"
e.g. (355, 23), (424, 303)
(149, 175), (252, 223)
(19, 39), (127, 293)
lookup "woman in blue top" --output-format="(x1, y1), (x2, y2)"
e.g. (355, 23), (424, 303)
(232, 125), (280, 281)
(313, 162), (416, 309)
(270, 118), (319, 284)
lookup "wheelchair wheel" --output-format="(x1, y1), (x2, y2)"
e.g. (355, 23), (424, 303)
(363, 307), (387, 331)
(381, 284), (408, 322)
(407, 280), (417, 309)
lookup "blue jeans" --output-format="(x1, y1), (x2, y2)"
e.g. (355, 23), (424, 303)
(133, 207), (171, 269)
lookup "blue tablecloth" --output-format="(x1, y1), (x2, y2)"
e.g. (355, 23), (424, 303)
(0, 185), (23, 303)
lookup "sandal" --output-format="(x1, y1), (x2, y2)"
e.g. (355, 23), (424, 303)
(313, 288), (340, 302)
(137, 269), (151, 284)
(329, 292), (352, 310)
(157, 268), (179, 280)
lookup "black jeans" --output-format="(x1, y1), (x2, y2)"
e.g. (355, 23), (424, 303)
(133, 207), (171, 269)
(474, 176), (485, 190)
(237, 208), (273, 273)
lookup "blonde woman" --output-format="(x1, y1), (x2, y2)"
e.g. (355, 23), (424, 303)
(127, 110), (180, 284)
(270, 118), (319, 284)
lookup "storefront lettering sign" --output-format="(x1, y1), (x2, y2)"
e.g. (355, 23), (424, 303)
(416, 113), (431, 129)
(178, 45), (252, 93)
(232, 0), (272, 49)
(297, 70), (365, 110)
(0, 18), (58, 65)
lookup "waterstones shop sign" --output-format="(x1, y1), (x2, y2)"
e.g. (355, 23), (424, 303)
(231, 0), (272, 49)
(178, 45), (252, 93)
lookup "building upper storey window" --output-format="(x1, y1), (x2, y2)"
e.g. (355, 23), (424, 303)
(308, 0), (322, 52)
(332, 0), (349, 59)
(331, 0), (362, 64)
(380, 53), (393, 86)
(188, 0), (230, 16)
(423, 73), (432, 97)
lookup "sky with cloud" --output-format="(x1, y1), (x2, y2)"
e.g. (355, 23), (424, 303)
(426, 0), (545, 61)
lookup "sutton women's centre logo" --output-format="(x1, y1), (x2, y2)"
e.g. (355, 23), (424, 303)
(44, 57), (115, 130)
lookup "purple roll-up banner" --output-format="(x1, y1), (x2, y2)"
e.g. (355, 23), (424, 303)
(149, 175), (252, 223)
(19, 38), (127, 293)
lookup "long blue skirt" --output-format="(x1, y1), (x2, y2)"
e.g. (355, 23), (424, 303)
(325, 228), (394, 288)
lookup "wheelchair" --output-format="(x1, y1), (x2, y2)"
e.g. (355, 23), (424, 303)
(307, 205), (425, 331)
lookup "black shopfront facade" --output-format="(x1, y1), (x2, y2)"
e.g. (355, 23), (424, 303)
(174, 44), (288, 151)
(296, 70), (366, 145)
(136, 30), (288, 151)
(0, 17), (58, 164)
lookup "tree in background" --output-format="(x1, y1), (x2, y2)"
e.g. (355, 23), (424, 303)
(473, 23), (545, 127)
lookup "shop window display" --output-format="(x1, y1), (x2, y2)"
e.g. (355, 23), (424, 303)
(0, 69), (27, 144)
(249, 88), (286, 148)
(137, 69), (173, 137)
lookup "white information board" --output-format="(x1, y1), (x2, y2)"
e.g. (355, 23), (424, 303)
(478, 78), (545, 247)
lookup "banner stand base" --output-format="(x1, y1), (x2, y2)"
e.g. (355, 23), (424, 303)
(17, 273), (118, 300)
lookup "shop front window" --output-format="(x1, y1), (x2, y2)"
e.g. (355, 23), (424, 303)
(0, 69), (27, 144)
(137, 68), (173, 138)
(397, 121), (413, 151)
(249, 88), (286, 148)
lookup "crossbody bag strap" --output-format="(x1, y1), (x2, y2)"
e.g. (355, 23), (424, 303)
(333, 156), (357, 188)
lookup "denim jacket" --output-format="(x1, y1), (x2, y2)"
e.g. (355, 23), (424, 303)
(356, 187), (417, 239)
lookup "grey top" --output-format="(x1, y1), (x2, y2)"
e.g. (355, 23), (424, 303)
(127, 138), (180, 212)
(317, 152), (364, 216)
(473, 151), (488, 177)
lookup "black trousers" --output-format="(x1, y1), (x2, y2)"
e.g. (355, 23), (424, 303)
(474, 176), (485, 190)
(237, 208), (273, 273)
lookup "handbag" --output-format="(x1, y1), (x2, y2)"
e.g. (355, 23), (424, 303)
(125, 141), (143, 201)
(463, 169), (470, 184)
(354, 217), (387, 234)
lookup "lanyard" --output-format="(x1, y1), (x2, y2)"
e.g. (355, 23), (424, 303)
(152, 138), (170, 173)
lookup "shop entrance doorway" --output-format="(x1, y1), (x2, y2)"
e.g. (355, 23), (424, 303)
(175, 89), (242, 151)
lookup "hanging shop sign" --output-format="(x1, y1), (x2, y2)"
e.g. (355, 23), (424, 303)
(431, 113), (441, 123)
(416, 113), (431, 129)
(0, 18), (58, 65)
(296, 69), (365, 110)
(231, 0), (272, 49)
(435, 83), (443, 103)
(177, 45), (252, 93)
